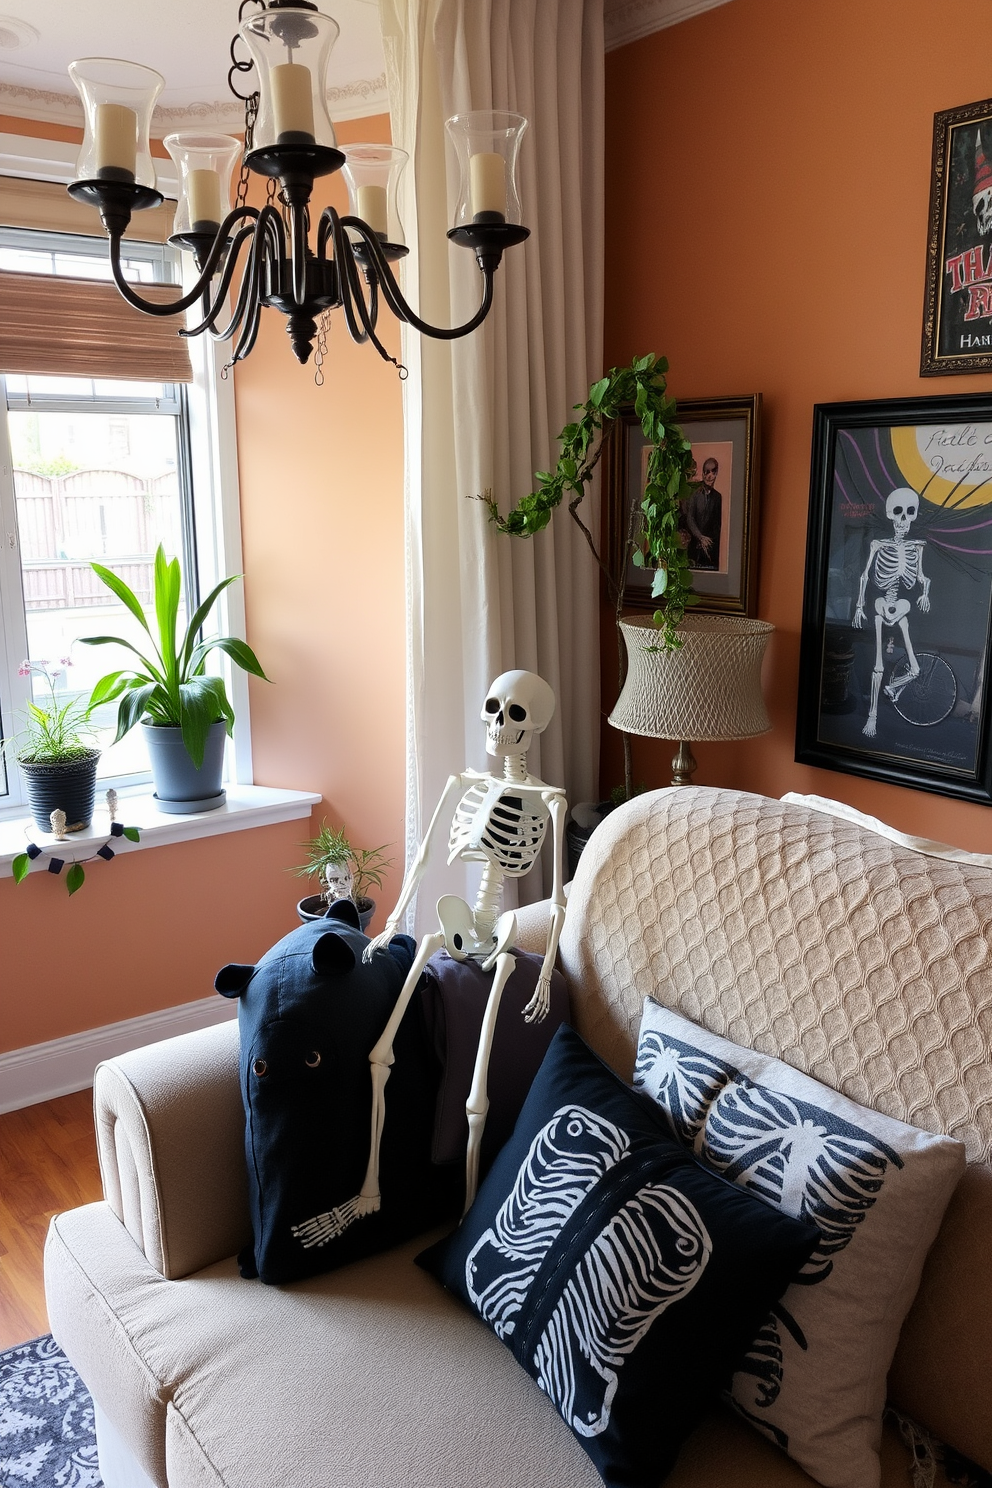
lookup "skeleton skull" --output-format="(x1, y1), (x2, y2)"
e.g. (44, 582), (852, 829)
(975, 187), (992, 236)
(886, 487), (919, 539)
(481, 670), (555, 757)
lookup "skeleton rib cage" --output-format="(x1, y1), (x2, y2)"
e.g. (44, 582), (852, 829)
(869, 540), (925, 597)
(449, 778), (549, 877)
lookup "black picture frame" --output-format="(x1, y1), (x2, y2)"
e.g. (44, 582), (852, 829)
(921, 96), (992, 376)
(606, 395), (761, 616)
(796, 395), (992, 803)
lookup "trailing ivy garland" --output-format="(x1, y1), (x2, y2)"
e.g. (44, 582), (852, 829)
(12, 815), (140, 896)
(480, 353), (696, 650)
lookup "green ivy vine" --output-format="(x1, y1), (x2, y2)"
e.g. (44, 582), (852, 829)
(480, 353), (696, 650)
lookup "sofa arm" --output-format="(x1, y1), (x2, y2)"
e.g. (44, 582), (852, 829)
(94, 1018), (251, 1280)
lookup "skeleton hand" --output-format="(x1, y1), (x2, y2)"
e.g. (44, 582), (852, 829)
(917, 593), (930, 613)
(363, 921), (399, 962)
(853, 605), (865, 629)
(523, 973), (551, 1025)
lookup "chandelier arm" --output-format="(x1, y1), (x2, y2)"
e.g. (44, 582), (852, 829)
(291, 200), (309, 308)
(230, 207), (277, 363)
(107, 206), (260, 318)
(342, 242), (400, 363)
(341, 215), (495, 339)
(180, 224), (258, 339)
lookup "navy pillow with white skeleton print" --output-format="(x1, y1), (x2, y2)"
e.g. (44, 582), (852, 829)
(418, 1025), (819, 1488)
(634, 1000), (966, 1488)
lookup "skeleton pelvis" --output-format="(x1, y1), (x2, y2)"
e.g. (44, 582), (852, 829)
(874, 597), (911, 625)
(437, 895), (499, 960)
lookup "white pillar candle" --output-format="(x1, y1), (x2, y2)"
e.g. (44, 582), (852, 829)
(94, 103), (137, 178)
(186, 168), (223, 230)
(271, 62), (315, 141)
(469, 151), (506, 218)
(356, 183), (388, 235)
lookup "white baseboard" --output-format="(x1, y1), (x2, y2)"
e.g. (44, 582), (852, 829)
(0, 997), (237, 1114)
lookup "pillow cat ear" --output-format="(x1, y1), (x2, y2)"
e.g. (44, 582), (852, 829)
(324, 898), (362, 931)
(311, 932), (357, 979)
(215, 964), (256, 998)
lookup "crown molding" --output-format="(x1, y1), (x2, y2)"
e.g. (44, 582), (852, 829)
(0, 72), (389, 133)
(605, 0), (734, 51)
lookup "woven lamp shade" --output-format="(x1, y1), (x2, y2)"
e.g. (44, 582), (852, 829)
(609, 613), (774, 741)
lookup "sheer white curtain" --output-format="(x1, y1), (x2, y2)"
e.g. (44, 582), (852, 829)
(379, 0), (604, 933)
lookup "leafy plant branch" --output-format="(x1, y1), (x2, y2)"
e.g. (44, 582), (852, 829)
(480, 354), (698, 800)
(479, 352), (696, 650)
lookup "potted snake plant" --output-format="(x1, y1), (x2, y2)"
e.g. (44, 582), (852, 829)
(82, 546), (268, 812)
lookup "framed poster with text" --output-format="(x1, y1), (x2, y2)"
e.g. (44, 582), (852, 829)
(796, 395), (992, 802)
(922, 96), (992, 375)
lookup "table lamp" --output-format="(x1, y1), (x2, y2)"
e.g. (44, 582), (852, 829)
(609, 613), (774, 786)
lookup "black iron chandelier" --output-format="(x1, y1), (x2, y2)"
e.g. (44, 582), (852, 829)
(66, 0), (529, 369)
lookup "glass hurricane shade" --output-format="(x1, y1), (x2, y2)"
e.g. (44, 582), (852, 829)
(340, 144), (407, 242)
(609, 614), (774, 742)
(445, 111), (527, 227)
(239, 6), (340, 152)
(68, 57), (164, 190)
(164, 133), (242, 238)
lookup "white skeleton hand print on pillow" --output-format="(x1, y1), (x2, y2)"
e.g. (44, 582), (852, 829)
(466, 1103), (712, 1438)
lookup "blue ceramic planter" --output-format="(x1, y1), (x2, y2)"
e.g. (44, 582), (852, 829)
(142, 719), (227, 812)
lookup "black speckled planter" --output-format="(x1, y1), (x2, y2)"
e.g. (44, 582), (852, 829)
(19, 749), (100, 833)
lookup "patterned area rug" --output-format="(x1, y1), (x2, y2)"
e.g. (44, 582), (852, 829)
(0, 1335), (102, 1487)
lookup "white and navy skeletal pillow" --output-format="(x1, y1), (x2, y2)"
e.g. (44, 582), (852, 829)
(635, 1000), (967, 1488)
(418, 1025), (819, 1488)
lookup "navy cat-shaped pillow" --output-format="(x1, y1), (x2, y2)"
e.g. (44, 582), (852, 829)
(216, 900), (459, 1284)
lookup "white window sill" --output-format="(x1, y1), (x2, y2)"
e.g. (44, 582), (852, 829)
(0, 783), (321, 877)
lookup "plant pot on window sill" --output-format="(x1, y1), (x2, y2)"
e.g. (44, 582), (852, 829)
(142, 719), (227, 814)
(19, 748), (101, 834)
(296, 894), (376, 932)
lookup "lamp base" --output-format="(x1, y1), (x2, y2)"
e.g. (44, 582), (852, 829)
(671, 741), (697, 787)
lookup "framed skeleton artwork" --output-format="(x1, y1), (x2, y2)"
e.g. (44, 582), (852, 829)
(606, 395), (761, 616)
(796, 395), (992, 803)
(921, 96), (992, 375)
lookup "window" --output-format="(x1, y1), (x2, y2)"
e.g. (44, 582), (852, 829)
(0, 226), (250, 810)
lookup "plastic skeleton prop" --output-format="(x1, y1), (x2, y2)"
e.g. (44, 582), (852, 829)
(292, 671), (567, 1248)
(853, 487), (931, 738)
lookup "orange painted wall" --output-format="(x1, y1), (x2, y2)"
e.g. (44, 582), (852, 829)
(604, 0), (992, 851)
(234, 112), (406, 912)
(0, 114), (406, 1052)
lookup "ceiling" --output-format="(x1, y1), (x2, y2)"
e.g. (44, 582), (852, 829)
(0, 0), (388, 131)
(0, 0), (735, 134)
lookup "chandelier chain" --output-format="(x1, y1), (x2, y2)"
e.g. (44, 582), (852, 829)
(235, 92), (258, 213)
(313, 310), (331, 387)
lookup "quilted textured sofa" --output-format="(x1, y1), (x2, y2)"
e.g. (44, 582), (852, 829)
(45, 786), (992, 1488)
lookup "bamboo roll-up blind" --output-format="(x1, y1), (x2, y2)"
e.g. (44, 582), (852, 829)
(0, 270), (193, 382)
(0, 175), (176, 243)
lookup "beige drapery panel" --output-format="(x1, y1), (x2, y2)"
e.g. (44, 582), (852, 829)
(0, 271), (193, 382)
(380, 0), (605, 931)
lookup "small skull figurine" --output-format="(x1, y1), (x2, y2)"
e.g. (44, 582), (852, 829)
(322, 860), (355, 904)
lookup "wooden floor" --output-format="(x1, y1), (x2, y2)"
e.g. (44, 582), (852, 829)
(0, 1089), (103, 1350)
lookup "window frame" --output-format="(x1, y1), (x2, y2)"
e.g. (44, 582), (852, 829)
(0, 223), (253, 816)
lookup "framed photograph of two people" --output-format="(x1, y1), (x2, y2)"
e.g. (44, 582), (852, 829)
(607, 394), (761, 616)
(796, 395), (992, 803)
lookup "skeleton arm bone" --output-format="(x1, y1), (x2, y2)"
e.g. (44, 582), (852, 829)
(523, 790), (568, 1025)
(916, 548), (931, 612)
(853, 542), (883, 628)
(364, 772), (473, 959)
